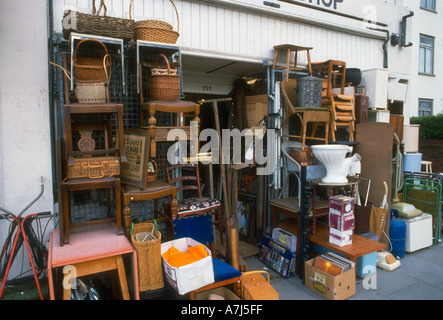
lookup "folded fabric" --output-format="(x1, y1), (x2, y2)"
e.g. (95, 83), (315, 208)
(162, 244), (209, 268)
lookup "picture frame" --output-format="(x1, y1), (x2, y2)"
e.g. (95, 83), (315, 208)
(237, 194), (256, 242)
(120, 129), (151, 189)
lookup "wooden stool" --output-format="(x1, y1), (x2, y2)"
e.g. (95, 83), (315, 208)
(60, 177), (123, 245)
(422, 160), (433, 173)
(64, 103), (126, 167)
(122, 180), (178, 237)
(312, 60), (347, 95)
(47, 223), (139, 300)
(273, 44), (313, 80)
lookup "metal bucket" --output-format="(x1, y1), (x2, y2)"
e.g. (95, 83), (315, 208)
(296, 76), (323, 108)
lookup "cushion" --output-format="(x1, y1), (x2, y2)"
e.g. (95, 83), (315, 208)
(178, 197), (220, 214)
(212, 258), (242, 282)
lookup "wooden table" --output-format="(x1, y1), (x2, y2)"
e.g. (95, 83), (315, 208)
(308, 222), (386, 263)
(47, 222), (139, 300)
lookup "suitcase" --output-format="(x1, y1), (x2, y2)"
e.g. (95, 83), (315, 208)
(241, 271), (279, 300)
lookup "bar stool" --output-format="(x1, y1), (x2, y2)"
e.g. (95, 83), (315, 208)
(47, 223), (139, 300)
(272, 44), (313, 80)
(422, 160), (433, 173)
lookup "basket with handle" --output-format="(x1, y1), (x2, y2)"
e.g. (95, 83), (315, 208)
(50, 53), (111, 103)
(74, 39), (111, 82)
(63, 0), (134, 41)
(148, 53), (180, 100)
(130, 0), (180, 44)
(131, 222), (164, 292)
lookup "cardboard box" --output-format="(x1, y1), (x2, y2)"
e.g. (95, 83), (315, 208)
(329, 195), (354, 215)
(329, 195), (355, 231)
(329, 228), (353, 247)
(304, 258), (356, 300)
(329, 211), (355, 231)
(161, 237), (214, 295)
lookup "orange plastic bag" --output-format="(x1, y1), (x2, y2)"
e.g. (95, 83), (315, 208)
(162, 244), (209, 268)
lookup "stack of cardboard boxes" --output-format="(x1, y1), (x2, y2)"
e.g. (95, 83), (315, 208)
(328, 195), (355, 246)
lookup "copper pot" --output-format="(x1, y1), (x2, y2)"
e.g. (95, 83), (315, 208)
(289, 147), (314, 166)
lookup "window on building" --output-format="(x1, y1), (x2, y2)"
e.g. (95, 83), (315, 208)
(420, 0), (436, 11)
(418, 99), (433, 116)
(419, 34), (434, 75)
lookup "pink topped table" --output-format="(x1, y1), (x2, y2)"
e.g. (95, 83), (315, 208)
(47, 222), (139, 300)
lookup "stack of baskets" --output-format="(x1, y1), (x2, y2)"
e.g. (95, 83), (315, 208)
(74, 39), (111, 103)
(131, 0), (180, 44)
(131, 222), (164, 292)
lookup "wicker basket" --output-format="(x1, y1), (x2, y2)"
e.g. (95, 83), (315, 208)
(148, 53), (180, 100)
(74, 39), (111, 82)
(64, 156), (120, 180)
(62, 1), (134, 41)
(131, 0), (180, 44)
(131, 222), (164, 292)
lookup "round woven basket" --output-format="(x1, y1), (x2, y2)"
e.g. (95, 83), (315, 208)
(130, 0), (180, 44)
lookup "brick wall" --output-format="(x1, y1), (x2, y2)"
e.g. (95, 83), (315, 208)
(418, 139), (443, 173)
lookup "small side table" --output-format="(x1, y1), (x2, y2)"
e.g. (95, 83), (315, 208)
(47, 223), (139, 300)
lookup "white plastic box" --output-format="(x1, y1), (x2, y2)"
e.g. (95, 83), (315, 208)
(161, 237), (214, 295)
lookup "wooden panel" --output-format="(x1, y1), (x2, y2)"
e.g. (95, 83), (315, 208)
(355, 122), (393, 246)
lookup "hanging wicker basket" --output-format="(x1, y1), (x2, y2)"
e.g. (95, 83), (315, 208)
(130, 0), (180, 44)
(74, 39), (111, 82)
(148, 53), (180, 100)
(63, 0), (134, 41)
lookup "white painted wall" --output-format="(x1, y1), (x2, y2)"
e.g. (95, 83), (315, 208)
(402, 0), (443, 119)
(0, 0), (54, 278)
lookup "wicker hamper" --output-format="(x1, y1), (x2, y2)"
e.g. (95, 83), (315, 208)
(148, 54), (180, 100)
(62, 0), (134, 41)
(64, 156), (120, 180)
(131, 222), (164, 292)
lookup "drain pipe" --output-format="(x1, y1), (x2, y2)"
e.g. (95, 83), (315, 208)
(367, 27), (390, 69)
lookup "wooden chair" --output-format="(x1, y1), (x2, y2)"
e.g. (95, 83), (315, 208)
(138, 60), (200, 158)
(312, 60), (356, 141)
(165, 163), (224, 245)
(281, 79), (330, 149)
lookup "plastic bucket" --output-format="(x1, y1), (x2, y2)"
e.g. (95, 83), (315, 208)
(403, 152), (422, 172)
